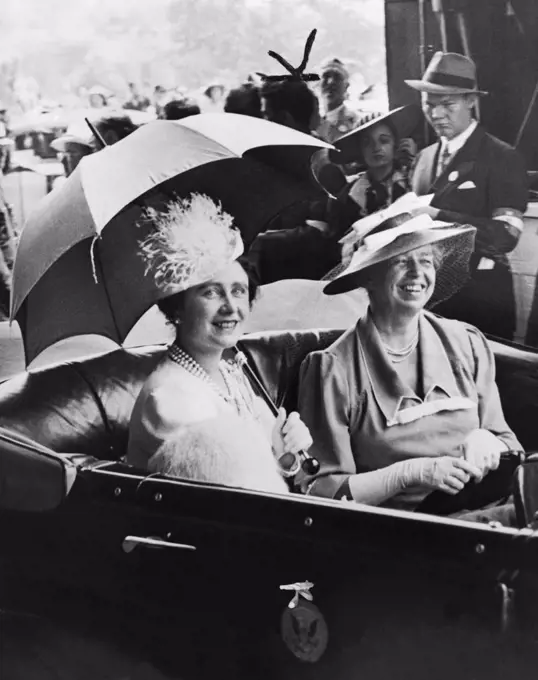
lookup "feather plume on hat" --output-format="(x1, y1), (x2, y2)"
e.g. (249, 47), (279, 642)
(256, 29), (320, 83)
(139, 194), (244, 294)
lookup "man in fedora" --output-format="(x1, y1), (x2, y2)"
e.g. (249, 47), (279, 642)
(406, 51), (527, 341)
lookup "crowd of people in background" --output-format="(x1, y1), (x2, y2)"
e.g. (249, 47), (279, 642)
(0, 55), (384, 318)
(0, 47), (532, 351)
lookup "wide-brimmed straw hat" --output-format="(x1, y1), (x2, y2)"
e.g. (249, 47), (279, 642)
(323, 212), (476, 306)
(405, 51), (488, 96)
(330, 104), (422, 165)
(50, 121), (94, 153)
(139, 193), (244, 296)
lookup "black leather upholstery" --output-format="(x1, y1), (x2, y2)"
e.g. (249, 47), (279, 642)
(0, 331), (537, 461)
(0, 347), (164, 460)
(489, 339), (538, 453)
(237, 329), (342, 414)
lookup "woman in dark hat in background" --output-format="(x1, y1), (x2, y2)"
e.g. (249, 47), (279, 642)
(327, 105), (421, 227)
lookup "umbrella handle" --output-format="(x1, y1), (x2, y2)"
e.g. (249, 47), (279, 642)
(233, 348), (320, 477)
(84, 117), (107, 149)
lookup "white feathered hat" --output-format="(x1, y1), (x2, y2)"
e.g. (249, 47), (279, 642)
(140, 193), (244, 295)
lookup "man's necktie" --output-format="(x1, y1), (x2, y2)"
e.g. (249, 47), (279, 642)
(437, 145), (451, 178)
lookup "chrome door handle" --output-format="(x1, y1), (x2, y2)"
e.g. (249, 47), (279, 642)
(122, 535), (197, 554)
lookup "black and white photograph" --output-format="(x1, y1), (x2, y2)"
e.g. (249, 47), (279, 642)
(1, 1), (538, 678)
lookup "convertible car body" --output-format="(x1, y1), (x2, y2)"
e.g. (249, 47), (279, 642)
(1, 328), (538, 679)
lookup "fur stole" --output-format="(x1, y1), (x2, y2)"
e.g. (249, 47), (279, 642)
(148, 412), (289, 494)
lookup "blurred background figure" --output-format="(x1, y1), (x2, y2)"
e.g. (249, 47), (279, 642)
(317, 58), (361, 142)
(202, 83), (226, 112)
(0, 104), (10, 137)
(152, 85), (169, 118)
(91, 113), (138, 147)
(161, 98), (201, 121)
(123, 82), (150, 112)
(317, 57), (377, 144)
(51, 114), (138, 181)
(0, 174), (16, 319)
(87, 86), (110, 109)
(0, 103), (14, 174)
(224, 83), (262, 118)
(260, 80), (319, 135)
(50, 122), (93, 177)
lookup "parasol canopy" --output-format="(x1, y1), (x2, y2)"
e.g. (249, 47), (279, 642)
(11, 113), (331, 364)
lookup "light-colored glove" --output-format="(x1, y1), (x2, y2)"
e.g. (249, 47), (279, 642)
(460, 429), (508, 482)
(348, 455), (482, 505)
(271, 408), (313, 459)
(405, 455), (482, 495)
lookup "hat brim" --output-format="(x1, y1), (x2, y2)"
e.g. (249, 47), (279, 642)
(323, 224), (476, 296)
(50, 135), (93, 152)
(405, 79), (488, 96)
(329, 105), (422, 166)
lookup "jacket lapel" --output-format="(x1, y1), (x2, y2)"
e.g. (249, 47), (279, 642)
(428, 142), (442, 189)
(411, 144), (440, 196)
(430, 125), (485, 197)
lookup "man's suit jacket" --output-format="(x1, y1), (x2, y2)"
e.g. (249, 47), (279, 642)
(411, 125), (527, 266)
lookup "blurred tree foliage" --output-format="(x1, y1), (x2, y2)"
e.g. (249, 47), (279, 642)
(0, 0), (384, 106)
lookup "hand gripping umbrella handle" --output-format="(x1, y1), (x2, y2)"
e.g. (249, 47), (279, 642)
(233, 348), (320, 477)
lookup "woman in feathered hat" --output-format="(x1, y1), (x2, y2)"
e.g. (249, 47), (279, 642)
(127, 194), (312, 493)
(298, 212), (522, 523)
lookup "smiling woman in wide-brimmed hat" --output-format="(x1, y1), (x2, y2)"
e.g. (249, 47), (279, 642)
(298, 211), (522, 524)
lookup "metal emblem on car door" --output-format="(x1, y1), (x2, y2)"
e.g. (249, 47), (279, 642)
(280, 581), (328, 663)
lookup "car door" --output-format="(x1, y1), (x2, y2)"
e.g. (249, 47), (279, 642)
(3, 456), (538, 680)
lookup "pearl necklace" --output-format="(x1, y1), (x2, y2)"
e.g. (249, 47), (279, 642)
(167, 344), (256, 417)
(380, 331), (419, 364)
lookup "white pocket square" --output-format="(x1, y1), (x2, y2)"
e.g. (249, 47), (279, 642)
(457, 180), (476, 190)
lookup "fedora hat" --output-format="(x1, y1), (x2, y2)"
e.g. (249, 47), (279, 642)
(405, 52), (488, 96)
(329, 104), (422, 166)
(323, 212), (476, 305)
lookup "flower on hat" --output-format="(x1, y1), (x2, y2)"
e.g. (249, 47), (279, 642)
(140, 194), (244, 294)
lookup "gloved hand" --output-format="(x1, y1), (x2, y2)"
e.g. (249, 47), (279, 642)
(404, 455), (482, 495)
(272, 408), (313, 459)
(460, 429), (508, 482)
